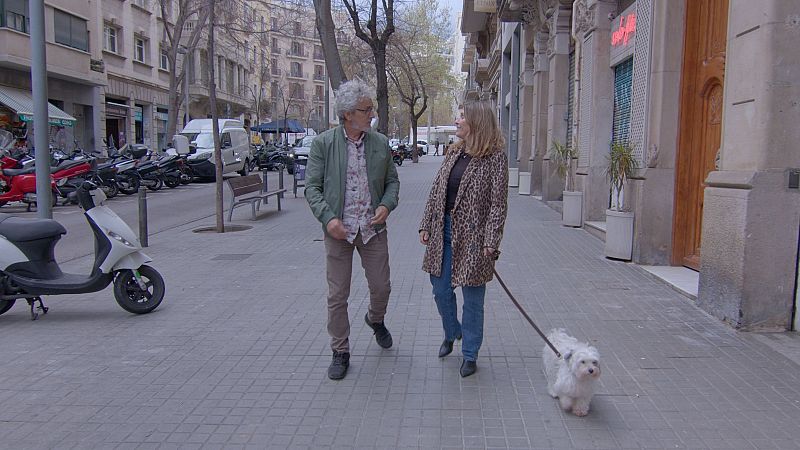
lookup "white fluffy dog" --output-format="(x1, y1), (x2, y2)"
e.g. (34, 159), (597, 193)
(542, 329), (601, 417)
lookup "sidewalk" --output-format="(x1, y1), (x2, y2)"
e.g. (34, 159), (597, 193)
(1, 156), (800, 449)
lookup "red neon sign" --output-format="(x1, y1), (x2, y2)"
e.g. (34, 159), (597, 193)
(611, 13), (636, 47)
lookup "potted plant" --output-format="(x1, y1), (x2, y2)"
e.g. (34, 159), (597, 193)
(605, 141), (638, 260)
(551, 140), (582, 227)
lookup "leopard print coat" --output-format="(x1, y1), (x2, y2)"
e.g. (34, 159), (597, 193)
(420, 145), (508, 287)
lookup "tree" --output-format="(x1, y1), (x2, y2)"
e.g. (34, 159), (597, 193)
(312, 0), (347, 90)
(387, 1), (455, 161)
(340, 0), (396, 135)
(269, 72), (312, 143)
(159, 0), (210, 141)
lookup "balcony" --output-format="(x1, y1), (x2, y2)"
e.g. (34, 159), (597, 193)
(313, 95), (324, 102)
(313, 52), (324, 61)
(286, 49), (308, 59)
(289, 93), (305, 101)
(461, 45), (475, 73)
(313, 73), (325, 82)
(498, 0), (524, 22)
(271, 68), (281, 76)
(287, 71), (305, 80)
(271, 46), (281, 54)
(475, 58), (489, 83)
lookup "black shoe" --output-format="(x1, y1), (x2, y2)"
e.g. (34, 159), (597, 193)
(328, 351), (350, 380)
(460, 359), (477, 378)
(364, 313), (393, 349)
(438, 340), (454, 358)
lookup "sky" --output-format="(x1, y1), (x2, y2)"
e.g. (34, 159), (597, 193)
(442, 0), (463, 33)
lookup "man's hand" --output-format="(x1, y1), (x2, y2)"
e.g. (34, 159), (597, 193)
(369, 205), (389, 226)
(326, 218), (347, 240)
(419, 230), (429, 245)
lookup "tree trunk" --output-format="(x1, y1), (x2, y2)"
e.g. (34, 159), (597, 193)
(374, 42), (389, 135)
(208, 0), (224, 233)
(313, 0), (346, 90)
(410, 115), (418, 163)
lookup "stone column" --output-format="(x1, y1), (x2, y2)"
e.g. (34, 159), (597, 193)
(517, 28), (535, 195)
(530, 31), (550, 197)
(574, 0), (616, 220)
(509, 24), (521, 187)
(698, 0), (800, 331)
(542, 4), (573, 201)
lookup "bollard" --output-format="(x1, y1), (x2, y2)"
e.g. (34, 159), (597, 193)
(138, 187), (148, 248)
(278, 169), (284, 199)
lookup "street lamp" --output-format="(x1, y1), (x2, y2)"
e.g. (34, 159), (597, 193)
(177, 46), (190, 127)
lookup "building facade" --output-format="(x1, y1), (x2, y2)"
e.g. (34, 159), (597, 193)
(462, 0), (800, 331)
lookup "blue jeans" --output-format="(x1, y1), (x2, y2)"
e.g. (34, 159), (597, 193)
(430, 214), (486, 362)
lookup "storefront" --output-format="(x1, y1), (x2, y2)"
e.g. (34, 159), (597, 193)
(0, 84), (77, 151)
(104, 98), (129, 150)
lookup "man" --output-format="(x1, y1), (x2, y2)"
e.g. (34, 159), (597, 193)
(305, 79), (400, 380)
(433, 139), (440, 156)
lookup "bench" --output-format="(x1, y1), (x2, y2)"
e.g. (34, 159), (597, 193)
(293, 160), (306, 198)
(226, 171), (287, 221)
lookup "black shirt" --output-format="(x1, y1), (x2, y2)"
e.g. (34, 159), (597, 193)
(445, 152), (472, 214)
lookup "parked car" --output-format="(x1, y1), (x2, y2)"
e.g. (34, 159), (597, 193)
(287, 135), (315, 174)
(180, 119), (253, 179)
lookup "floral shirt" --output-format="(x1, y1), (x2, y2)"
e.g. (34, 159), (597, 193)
(342, 133), (377, 244)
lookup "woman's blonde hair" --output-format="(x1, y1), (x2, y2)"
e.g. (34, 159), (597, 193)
(461, 100), (505, 158)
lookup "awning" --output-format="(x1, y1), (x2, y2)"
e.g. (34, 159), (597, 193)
(0, 85), (77, 127)
(250, 119), (305, 134)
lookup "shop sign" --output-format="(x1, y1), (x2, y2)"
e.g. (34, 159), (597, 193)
(609, 3), (637, 66)
(155, 112), (168, 121)
(611, 13), (636, 47)
(134, 106), (143, 122)
(18, 114), (75, 127)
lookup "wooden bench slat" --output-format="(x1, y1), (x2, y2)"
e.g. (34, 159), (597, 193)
(226, 174), (287, 221)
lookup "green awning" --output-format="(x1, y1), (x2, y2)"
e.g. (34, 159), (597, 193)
(0, 85), (76, 127)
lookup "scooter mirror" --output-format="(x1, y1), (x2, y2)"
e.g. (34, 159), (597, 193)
(172, 135), (190, 155)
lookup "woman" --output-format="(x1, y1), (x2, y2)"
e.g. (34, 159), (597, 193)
(419, 101), (509, 378)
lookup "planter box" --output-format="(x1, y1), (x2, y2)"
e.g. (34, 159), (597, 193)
(562, 191), (583, 227)
(605, 209), (634, 260)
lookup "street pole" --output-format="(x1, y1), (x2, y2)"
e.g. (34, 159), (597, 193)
(29, 0), (51, 218)
(184, 70), (189, 127)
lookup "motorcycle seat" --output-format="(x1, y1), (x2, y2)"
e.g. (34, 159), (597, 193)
(0, 213), (66, 242)
(2, 166), (36, 177)
(52, 160), (85, 171)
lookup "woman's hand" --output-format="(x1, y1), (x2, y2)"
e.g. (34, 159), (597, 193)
(483, 247), (497, 258)
(419, 230), (429, 245)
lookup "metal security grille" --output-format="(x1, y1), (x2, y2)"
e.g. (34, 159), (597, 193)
(612, 58), (634, 144)
(629, 0), (653, 165)
(578, 34), (594, 167)
(566, 50), (575, 147)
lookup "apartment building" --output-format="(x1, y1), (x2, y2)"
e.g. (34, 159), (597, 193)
(0, 0), (258, 154)
(265, 1), (331, 133)
(461, 0), (800, 331)
(102, 0), (256, 151)
(0, 0), (105, 152)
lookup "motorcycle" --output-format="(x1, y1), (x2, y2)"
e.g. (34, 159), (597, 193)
(253, 144), (288, 171)
(391, 148), (404, 166)
(0, 131), (58, 210)
(0, 181), (166, 320)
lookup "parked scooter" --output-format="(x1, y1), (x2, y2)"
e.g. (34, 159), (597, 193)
(391, 148), (404, 166)
(0, 131), (58, 210)
(0, 181), (165, 320)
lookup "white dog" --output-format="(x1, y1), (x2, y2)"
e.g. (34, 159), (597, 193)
(542, 329), (601, 416)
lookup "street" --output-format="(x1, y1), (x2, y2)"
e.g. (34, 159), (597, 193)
(1, 157), (800, 449)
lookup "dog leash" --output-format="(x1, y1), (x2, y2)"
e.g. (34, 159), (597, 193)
(493, 267), (562, 358)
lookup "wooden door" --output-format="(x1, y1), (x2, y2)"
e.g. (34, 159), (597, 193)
(673, 0), (728, 270)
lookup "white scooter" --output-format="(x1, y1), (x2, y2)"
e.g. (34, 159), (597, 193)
(0, 182), (165, 320)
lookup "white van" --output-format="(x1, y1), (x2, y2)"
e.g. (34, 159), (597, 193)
(180, 119), (253, 179)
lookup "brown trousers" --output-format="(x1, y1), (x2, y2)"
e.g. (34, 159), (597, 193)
(324, 230), (391, 353)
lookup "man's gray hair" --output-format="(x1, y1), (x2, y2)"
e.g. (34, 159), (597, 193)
(334, 79), (374, 120)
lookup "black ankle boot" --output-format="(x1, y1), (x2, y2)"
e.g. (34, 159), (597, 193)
(438, 340), (454, 358)
(460, 359), (477, 378)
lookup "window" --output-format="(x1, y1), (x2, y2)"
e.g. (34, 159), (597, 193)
(271, 58), (279, 75)
(271, 37), (279, 51)
(134, 36), (147, 63)
(291, 41), (303, 56)
(271, 82), (279, 99)
(220, 132), (231, 148)
(315, 85), (324, 100)
(159, 47), (169, 70)
(132, 0), (148, 8)
(290, 62), (302, 78)
(54, 10), (88, 51)
(293, 21), (301, 35)
(314, 45), (324, 60)
(3, 0), (30, 33)
(612, 57), (634, 144)
(104, 24), (118, 53)
(270, 17), (278, 31)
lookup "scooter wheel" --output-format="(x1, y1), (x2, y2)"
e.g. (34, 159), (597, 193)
(164, 175), (180, 188)
(146, 178), (163, 191)
(0, 299), (15, 316)
(113, 265), (165, 314)
(0, 201), (7, 208)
